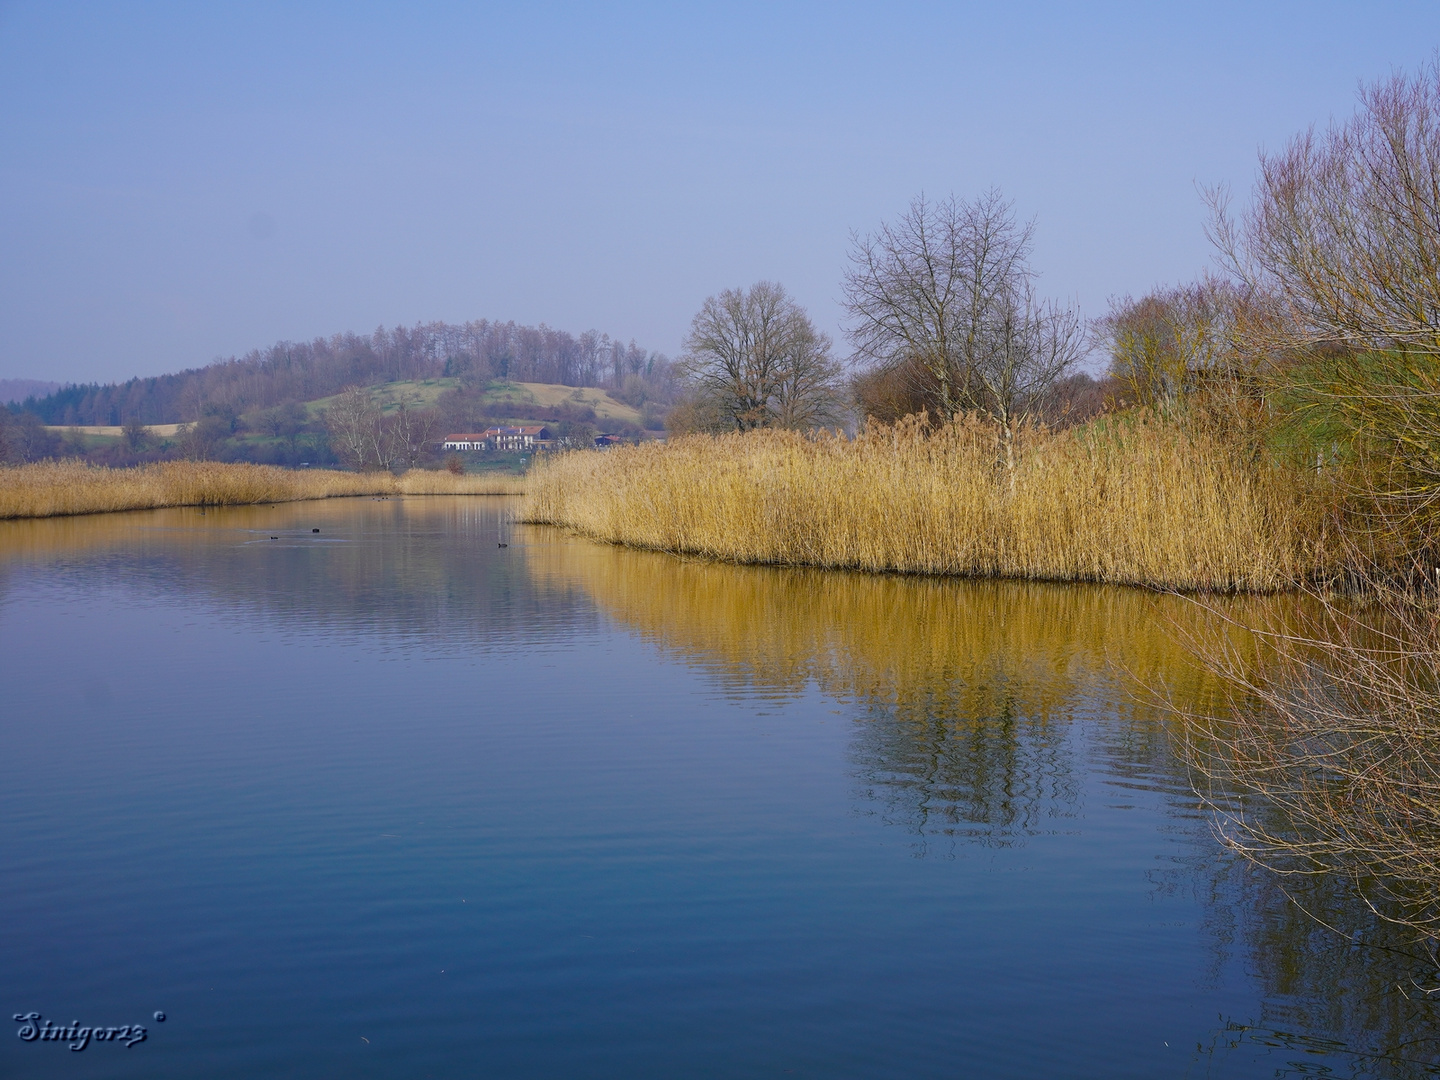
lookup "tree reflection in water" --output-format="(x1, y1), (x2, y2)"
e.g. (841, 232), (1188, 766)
(525, 538), (1233, 844)
(529, 534), (1440, 1075)
(1190, 850), (1440, 1076)
(850, 694), (1077, 850)
(6, 505), (1440, 1074)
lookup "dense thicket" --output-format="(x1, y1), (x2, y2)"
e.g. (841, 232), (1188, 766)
(14, 320), (665, 426)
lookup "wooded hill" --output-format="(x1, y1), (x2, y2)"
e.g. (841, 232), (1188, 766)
(15, 320), (669, 426)
(0, 379), (60, 404)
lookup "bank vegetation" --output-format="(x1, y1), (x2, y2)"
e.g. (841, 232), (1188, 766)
(524, 413), (1335, 592)
(0, 460), (524, 519)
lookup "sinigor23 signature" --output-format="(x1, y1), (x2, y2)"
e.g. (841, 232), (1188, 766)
(13, 1011), (164, 1050)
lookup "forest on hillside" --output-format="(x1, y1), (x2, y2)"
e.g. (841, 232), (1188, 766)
(0, 379), (60, 405)
(13, 320), (669, 427)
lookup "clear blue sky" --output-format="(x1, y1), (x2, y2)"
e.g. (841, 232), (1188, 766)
(1, 1), (1436, 384)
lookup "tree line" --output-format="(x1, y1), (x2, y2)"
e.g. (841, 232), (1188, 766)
(11, 320), (669, 428)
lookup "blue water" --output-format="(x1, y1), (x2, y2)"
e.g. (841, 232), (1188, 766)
(1, 498), (1435, 1078)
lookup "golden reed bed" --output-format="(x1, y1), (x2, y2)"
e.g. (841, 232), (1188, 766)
(0, 460), (525, 519)
(522, 417), (1335, 593)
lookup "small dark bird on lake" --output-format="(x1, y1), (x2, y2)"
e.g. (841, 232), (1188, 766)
(270, 536), (278, 540)
(313, 528), (320, 533)
(498, 543), (508, 548)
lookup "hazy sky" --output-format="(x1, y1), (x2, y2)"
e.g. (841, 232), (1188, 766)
(1, 2), (1436, 385)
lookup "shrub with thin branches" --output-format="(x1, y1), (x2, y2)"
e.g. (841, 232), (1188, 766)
(1185, 582), (1440, 935)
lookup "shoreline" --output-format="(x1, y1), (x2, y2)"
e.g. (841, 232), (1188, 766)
(520, 422), (1338, 595)
(0, 460), (526, 520)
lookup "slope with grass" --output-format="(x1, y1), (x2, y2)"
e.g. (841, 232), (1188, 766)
(506, 382), (645, 427)
(302, 379), (645, 428)
(303, 378), (462, 417)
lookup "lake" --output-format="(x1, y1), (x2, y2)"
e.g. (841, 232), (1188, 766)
(2, 496), (1436, 1078)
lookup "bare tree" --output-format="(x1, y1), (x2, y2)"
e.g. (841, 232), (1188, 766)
(388, 401), (440, 469)
(1210, 59), (1440, 360)
(845, 190), (1083, 455)
(0, 410), (59, 463)
(845, 192), (1021, 418)
(679, 282), (843, 431)
(772, 328), (844, 430)
(1033, 371), (1117, 427)
(325, 386), (380, 470)
(121, 415), (151, 452)
(257, 400), (310, 459)
(175, 407), (235, 461)
(973, 282), (1087, 469)
(1179, 59), (1440, 940)
(850, 358), (935, 425)
(1209, 59), (1440, 537)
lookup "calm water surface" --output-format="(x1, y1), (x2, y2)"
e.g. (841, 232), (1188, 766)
(1, 497), (1436, 1078)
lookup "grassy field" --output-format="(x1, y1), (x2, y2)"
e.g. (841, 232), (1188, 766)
(508, 382), (645, 426)
(304, 378), (461, 417)
(44, 423), (186, 438)
(522, 415), (1338, 593)
(302, 379), (646, 427)
(0, 460), (525, 519)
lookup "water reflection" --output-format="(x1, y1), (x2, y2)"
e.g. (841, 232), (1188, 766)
(1193, 853), (1440, 1076)
(0, 497), (594, 649)
(523, 540), (1252, 846)
(526, 536), (1440, 1076)
(5, 504), (1440, 1075)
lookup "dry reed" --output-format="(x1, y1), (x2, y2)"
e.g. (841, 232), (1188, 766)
(394, 470), (527, 496)
(522, 415), (1334, 592)
(0, 460), (525, 519)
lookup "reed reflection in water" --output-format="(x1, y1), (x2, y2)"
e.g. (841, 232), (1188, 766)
(527, 534), (1440, 1074)
(5, 501), (1440, 1077)
(525, 538), (1251, 847)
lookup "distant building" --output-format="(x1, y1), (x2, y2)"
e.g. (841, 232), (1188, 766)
(442, 425), (550, 452)
(594, 433), (625, 448)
